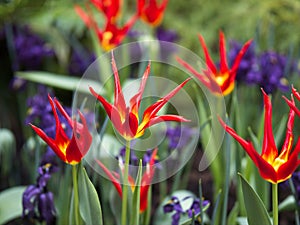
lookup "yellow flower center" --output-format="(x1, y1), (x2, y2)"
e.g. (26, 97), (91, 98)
(102, 31), (114, 51)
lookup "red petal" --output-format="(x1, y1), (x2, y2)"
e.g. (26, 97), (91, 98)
(284, 95), (300, 117)
(219, 117), (277, 183)
(176, 56), (213, 89)
(261, 89), (278, 162)
(198, 34), (217, 74)
(89, 86), (113, 117)
(219, 31), (228, 74)
(30, 124), (67, 162)
(141, 77), (191, 124)
(95, 159), (122, 197)
(111, 54), (127, 116)
(130, 62), (151, 116)
(74, 5), (93, 28)
(277, 100), (295, 161)
(140, 149), (157, 212)
(230, 39), (252, 76)
(277, 137), (300, 183)
(292, 86), (300, 102)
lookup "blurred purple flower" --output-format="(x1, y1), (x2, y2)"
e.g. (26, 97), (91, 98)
(229, 40), (295, 94)
(156, 27), (179, 61)
(11, 25), (54, 71)
(22, 148), (58, 225)
(25, 85), (73, 139)
(166, 124), (195, 151)
(68, 50), (96, 76)
(116, 145), (157, 167)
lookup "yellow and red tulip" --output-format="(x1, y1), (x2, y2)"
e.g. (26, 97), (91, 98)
(177, 31), (252, 96)
(219, 89), (300, 184)
(284, 86), (300, 117)
(75, 3), (137, 51)
(138, 0), (168, 27)
(30, 95), (92, 165)
(89, 55), (191, 141)
(96, 149), (158, 212)
(90, 0), (122, 22)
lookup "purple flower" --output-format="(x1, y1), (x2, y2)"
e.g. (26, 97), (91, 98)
(11, 25), (54, 71)
(156, 27), (179, 61)
(163, 196), (184, 225)
(22, 154), (57, 225)
(163, 195), (209, 225)
(116, 145), (157, 166)
(25, 85), (72, 139)
(229, 40), (295, 94)
(166, 124), (195, 151)
(68, 49), (96, 76)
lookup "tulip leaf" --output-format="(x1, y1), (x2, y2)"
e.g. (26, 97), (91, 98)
(0, 186), (26, 225)
(16, 71), (104, 94)
(78, 164), (103, 225)
(238, 173), (271, 225)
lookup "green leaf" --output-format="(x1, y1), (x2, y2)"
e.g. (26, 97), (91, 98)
(278, 195), (296, 212)
(16, 71), (104, 94)
(238, 173), (271, 225)
(0, 186), (26, 225)
(227, 202), (239, 225)
(78, 165), (103, 225)
(130, 160), (142, 225)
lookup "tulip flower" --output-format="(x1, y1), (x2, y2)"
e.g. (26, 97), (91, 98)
(177, 31), (252, 96)
(138, 0), (168, 27)
(30, 95), (92, 165)
(75, 3), (137, 51)
(90, 0), (122, 22)
(96, 149), (157, 212)
(89, 55), (191, 141)
(284, 86), (300, 117)
(219, 89), (300, 184)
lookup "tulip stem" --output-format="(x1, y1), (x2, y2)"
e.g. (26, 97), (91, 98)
(72, 164), (80, 225)
(272, 183), (278, 225)
(122, 140), (131, 225)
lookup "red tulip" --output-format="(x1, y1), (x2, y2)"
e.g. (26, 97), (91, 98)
(138, 0), (168, 27)
(219, 89), (300, 183)
(177, 31), (252, 96)
(90, 55), (191, 140)
(30, 95), (92, 165)
(75, 3), (137, 51)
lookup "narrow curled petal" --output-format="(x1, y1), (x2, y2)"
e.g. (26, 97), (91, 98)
(198, 35), (217, 74)
(141, 77), (191, 124)
(230, 39), (253, 75)
(140, 148), (157, 212)
(96, 159), (123, 196)
(261, 89), (278, 162)
(218, 117), (278, 183)
(130, 62), (151, 116)
(219, 31), (228, 74)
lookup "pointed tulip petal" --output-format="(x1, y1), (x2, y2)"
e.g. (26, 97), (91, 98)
(219, 31), (229, 74)
(261, 89), (278, 162)
(95, 159), (122, 197)
(198, 34), (217, 74)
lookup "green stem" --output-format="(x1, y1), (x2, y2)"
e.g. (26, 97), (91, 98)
(272, 183), (278, 225)
(121, 141), (131, 225)
(72, 164), (80, 225)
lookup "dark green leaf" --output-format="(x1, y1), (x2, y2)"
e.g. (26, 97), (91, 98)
(239, 173), (271, 225)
